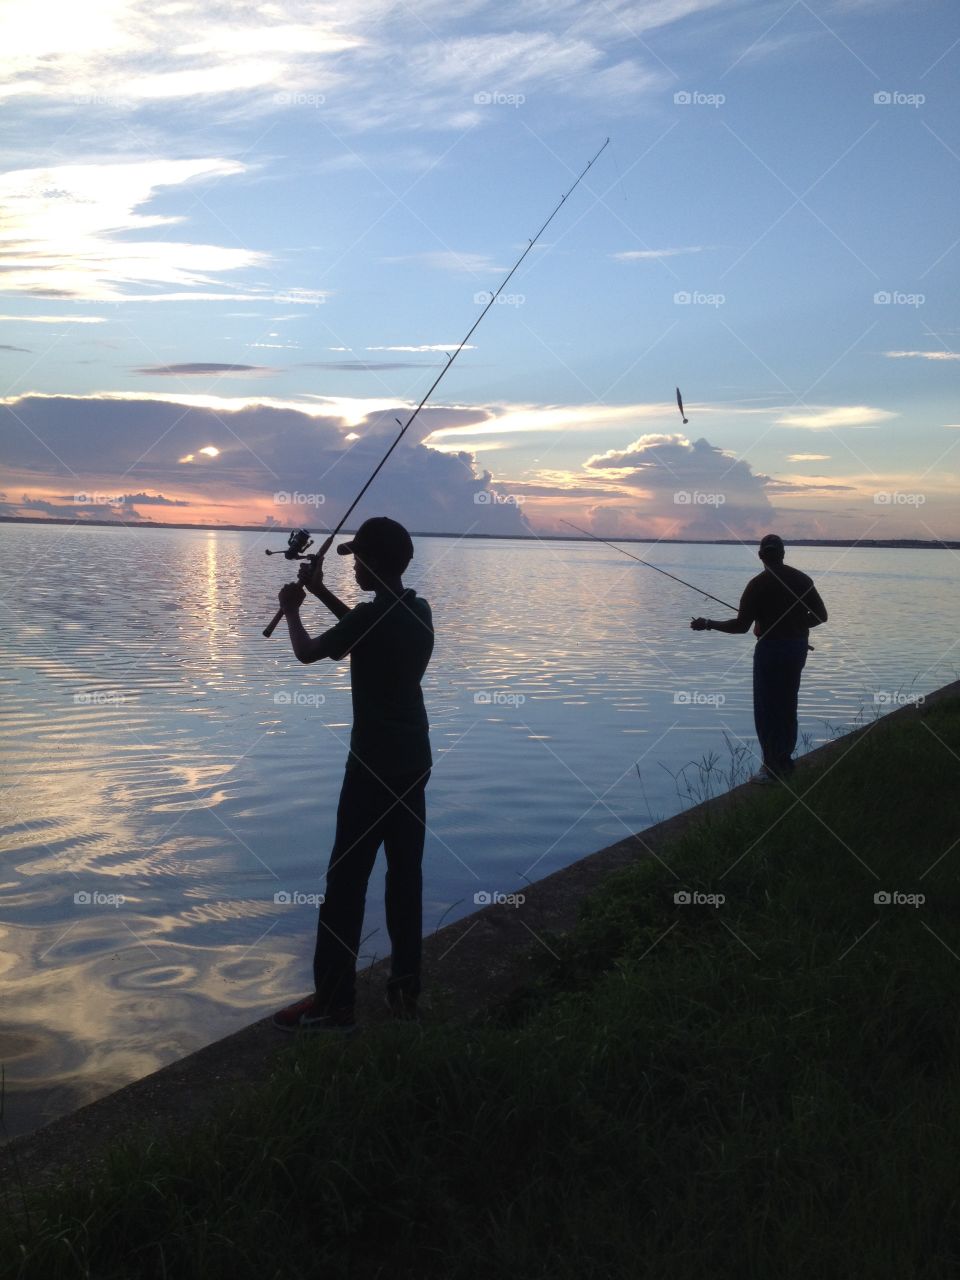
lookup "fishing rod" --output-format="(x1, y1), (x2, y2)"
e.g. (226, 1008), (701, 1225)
(263, 137), (611, 638)
(560, 519), (738, 612)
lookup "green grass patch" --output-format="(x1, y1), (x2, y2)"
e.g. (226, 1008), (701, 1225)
(3, 700), (960, 1278)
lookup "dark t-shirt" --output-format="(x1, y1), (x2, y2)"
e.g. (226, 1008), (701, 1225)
(738, 565), (827, 640)
(318, 589), (433, 777)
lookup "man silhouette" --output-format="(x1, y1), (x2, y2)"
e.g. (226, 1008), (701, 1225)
(272, 517), (434, 1031)
(691, 534), (827, 784)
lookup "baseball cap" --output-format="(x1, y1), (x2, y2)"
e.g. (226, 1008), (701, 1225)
(758, 533), (785, 557)
(337, 516), (414, 572)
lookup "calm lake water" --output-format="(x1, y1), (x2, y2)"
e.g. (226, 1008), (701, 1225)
(1, 522), (958, 1137)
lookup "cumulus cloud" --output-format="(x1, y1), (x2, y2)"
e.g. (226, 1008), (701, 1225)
(0, 392), (530, 536)
(582, 432), (776, 538)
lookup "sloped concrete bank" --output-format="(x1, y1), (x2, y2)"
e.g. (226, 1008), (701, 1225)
(3, 678), (958, 1195)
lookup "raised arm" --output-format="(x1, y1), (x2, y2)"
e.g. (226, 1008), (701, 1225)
(277, 583), (360, 664)
(298, 547), (350, 620)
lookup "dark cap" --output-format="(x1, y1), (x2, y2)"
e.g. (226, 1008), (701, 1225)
(759, 533), (785, 557)
(337, 516), (414, 572)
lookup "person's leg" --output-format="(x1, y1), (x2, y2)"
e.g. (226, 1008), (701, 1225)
(763, 639), (808, 776)
(382, 770), (429, 1003)
(313, 768), (389, 1015)
(753, 642), (774, 772)
(776, 640), (808, 773)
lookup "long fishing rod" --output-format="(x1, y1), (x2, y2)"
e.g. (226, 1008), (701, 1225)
(263, 137), (611, 638)
(560, 519), (738, 612)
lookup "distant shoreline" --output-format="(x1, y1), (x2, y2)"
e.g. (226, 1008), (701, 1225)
(0, 514), (955, 551)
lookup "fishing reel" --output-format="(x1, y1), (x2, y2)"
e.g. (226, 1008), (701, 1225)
(264, 528), (314, 560)
(262, 528), (323, 638)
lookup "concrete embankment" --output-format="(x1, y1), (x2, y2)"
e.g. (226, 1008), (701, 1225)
(3, 677), (957, 1194)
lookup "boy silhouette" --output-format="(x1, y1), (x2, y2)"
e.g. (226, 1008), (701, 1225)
(273, 517), (433, 1030)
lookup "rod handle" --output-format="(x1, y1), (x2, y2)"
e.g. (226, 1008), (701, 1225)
(263, 606), (284, 638)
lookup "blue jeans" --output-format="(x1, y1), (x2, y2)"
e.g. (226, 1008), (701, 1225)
(752, 636), (809, 775)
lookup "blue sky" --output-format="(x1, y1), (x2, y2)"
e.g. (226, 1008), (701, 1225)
(1, 0), (958, 540)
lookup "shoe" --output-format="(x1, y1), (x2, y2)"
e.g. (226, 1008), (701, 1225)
(749, 768), (777, 786)
(273, 994), (357, 1033)
(385, 988), (420, 1022)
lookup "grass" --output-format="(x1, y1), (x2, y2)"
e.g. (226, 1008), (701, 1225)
(2, 696), (960, 1278)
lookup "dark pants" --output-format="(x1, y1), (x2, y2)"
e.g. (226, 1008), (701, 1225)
(313, 766), (429, 1014)
(752, 636), (809, 776)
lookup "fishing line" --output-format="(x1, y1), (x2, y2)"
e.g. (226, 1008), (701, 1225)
(560, 518), (738, 612)
(263, 137), (611, 638)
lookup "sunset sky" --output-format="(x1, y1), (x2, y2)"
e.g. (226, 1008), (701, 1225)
(1, 0), (958, 541)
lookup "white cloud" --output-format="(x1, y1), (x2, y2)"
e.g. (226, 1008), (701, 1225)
(0, 158), (263, 301)
(613, 247), (708, 261)
(884, 350), (960, 361)
(381, 251), (507, 275)
(0, 313), (107, 323)
(424, 402), (668, 443)
(119, 290), (328, 304)
(0, 0), (708, 130)
(775, 405), (896, 430)
(366, 344), (476, 352)
(787, 453), (831, 462)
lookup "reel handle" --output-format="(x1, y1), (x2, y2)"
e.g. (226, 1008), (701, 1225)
(263, 607), (284, 639)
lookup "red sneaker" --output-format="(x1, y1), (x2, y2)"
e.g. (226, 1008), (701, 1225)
(272, 995), (356, 1033)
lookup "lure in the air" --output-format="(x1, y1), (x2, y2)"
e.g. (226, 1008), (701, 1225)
(676, 387), (688, 425)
